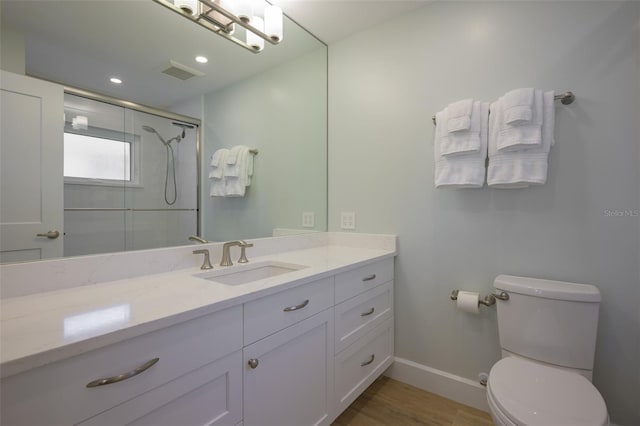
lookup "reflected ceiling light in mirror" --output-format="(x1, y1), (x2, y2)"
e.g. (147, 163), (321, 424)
(152, 0), (283, 53)
(71, 115), (88, 130)
(195, 55), (209, 63)
(109, 77), (122, 84)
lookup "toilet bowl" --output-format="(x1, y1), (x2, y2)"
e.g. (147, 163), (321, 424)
(487, 356), (608, 426)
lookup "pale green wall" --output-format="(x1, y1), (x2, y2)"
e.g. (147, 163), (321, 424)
(328, 1), (639, 424)
(0, 25), (25, 74)
(202, 47), (327, 242)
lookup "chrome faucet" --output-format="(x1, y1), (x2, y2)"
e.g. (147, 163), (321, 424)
(188, 235), (209, 244)
(193, 249), (213, 270)
(220, 240), (253, 267)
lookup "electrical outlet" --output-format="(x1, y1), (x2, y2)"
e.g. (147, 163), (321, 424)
(340, 212), (356, 230)
(302, 212), (315, 228)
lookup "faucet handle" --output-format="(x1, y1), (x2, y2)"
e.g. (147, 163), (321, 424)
(238, 241), (253, 264)
(193, 249), (213, 270)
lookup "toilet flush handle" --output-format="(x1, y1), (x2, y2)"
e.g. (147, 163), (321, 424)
(494, 291), (509, 301)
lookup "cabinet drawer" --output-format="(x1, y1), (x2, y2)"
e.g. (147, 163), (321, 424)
(335, 281), (393, 354)
(1, 306), (243, 426)
(243, 277), (334, 345)
(78, 351), (243, 426)
(334, 258), (393, 303)
(334, 318), (394, 414)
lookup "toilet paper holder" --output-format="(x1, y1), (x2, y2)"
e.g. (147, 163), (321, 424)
(450, 289), (509, 307)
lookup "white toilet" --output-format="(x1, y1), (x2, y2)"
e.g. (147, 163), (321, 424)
(487, 275), (609, 426)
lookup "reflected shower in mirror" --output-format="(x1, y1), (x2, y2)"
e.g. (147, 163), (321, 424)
(62, 93), (198, 257)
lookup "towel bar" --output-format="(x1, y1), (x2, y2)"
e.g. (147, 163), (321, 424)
(432, 91), (575, 125)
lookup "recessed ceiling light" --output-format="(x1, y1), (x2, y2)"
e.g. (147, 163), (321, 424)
(110, 77), (122, 84)
(195, 56), (208, 64)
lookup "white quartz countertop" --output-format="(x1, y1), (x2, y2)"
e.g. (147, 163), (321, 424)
(1, 244), (395, 378)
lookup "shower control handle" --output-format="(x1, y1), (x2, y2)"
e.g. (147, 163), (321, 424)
(36, 230), (60, 239)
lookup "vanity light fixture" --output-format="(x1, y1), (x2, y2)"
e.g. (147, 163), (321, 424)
(152, 0), (284, 54)
(195, 55), (209, 63)
(109, 77), (122, 84)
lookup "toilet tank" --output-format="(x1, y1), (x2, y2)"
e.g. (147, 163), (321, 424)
(494, 275), (601, 371)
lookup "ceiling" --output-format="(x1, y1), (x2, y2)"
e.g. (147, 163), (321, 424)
(1, 0), (430, 109)
(270, 0), (430, 44)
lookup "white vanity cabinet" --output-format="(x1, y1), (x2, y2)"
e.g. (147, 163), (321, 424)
(0, 306), (243, 426)
(78, 350), (243, 426)
(332, 258), (395, 416)
(242, 277), (335, 426)
(239, 259), (394, 426)
(1, 255), (395, 426)
(243, 310), (334, 426)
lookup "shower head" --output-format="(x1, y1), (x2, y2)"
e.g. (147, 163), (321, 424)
(172, 122), (192, 139)
(142, 125), (170, 146)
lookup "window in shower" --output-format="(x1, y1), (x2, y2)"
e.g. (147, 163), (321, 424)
(63, 131), (141, 186)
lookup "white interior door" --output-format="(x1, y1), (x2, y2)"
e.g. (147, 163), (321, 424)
(0, 70), (64, 262)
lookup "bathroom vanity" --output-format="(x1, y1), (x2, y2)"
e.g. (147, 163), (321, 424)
(0, 233), (396, 426)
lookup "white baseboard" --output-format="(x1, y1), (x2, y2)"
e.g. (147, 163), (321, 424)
(384, 357), (490, 413)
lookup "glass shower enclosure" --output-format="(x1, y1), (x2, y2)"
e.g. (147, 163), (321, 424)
(62, 92), (199, 257)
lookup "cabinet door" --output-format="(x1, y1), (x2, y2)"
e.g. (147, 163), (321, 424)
(243, 310), (334, 426)
(78, 351), (242, 426)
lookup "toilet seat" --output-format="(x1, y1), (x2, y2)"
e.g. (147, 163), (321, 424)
(487, 357), (608, 426)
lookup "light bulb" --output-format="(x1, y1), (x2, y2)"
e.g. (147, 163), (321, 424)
(246, 16), (264, 51)
(264, 5), (283, 43)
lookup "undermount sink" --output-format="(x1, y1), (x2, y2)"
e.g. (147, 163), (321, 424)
(195, 261), (308, 285)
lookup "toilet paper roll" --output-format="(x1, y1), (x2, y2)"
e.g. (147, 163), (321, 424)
(457, 291), (480, 314)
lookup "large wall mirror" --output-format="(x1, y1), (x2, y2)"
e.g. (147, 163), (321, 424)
(0, 0), (327, 263)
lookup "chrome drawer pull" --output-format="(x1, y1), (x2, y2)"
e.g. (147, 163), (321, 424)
(360, 354), (375, 367)
(248, 358), (259, 369)
(360, 308), (375, 317)
(362, 274), (376, 282)
(86, 357), (159, 388)
(283, 299), (309, 312)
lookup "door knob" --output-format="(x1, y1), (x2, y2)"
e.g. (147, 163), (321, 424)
(36, 230), (60, 239)
(248, 359), (259, 369)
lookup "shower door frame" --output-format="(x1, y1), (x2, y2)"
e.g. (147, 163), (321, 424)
(63, 85), (202, 239)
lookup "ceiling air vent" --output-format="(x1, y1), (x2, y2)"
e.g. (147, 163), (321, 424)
(161, 60), (205, 81)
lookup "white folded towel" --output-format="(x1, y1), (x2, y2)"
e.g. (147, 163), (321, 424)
(446, 99), (473, 133)
(497, 89), (543, 152)
(209, 148), (228, 180)
(440, 101), (482, 156)
(503, 88), (535, 125)
(487, 91), (555, 188)
(225, 146), (252, 197)
(224, 145), (244, 177)
(434, 101), (489, 189)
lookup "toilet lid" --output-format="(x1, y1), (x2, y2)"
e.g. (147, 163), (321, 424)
(488, 357), (608, 426)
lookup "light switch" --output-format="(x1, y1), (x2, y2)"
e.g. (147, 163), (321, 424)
(302, 212), (315, 228)
(340, 212), (355, 230)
